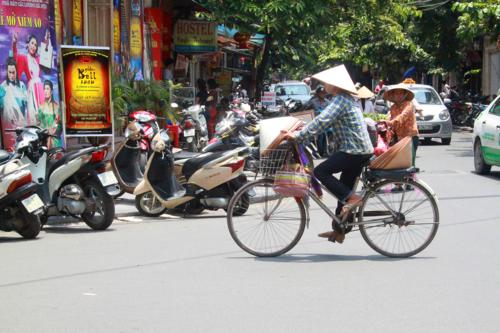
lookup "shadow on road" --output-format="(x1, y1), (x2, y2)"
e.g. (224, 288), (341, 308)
(251, 253), (435, 263)
(43, 226), (116, 234)
(0, 236), (35, 243)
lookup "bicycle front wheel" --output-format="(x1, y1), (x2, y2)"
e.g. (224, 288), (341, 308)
(226, 178), (307, 257)
(358, 179), (439, 258)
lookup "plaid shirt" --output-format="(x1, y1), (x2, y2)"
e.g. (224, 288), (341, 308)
(295, 93), (374, 155)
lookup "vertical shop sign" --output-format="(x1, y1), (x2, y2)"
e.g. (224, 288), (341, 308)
(60, 46), (112, 136)
(72, 0), (83, 45)
(162, 11), (173, 60)
(144, 8), (163, 80)
(0, 0), (62, 150)
(54, 0), (64, 45)
(130, 0), (143, 80)
(113, 0), (121, 65)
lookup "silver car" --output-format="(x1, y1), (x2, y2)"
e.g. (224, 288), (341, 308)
(274, 81), (312, 104)
(374, 84), (452, 145)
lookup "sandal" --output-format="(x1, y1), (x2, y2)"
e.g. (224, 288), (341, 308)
(318, 230), (345, 244)
(339, 194), (363, 221)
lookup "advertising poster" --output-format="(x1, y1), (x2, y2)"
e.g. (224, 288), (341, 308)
(72, 0), (83, 45)
(0, 0), (62, 150)
(130, 0), (143, 80)
(61, 46), (112, 136)
(174, 20), (217, 53)
(113, 0), (121, 65)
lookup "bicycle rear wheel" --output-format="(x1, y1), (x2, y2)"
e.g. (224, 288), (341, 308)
(358, 179), (439, 258)
(226, 178), (306, 257)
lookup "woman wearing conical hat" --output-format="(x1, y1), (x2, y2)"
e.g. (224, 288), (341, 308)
(285, 65), (374, 244)
(383, 84), (419, 166)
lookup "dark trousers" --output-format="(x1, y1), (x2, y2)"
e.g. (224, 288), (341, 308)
(412, 136), (419, 166)
(314, 152), (372, 215)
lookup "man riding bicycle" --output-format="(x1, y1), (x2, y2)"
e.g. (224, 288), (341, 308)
(285, 65), (374, 243)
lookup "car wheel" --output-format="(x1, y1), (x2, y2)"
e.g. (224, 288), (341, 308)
(474, 139), (491, 175)
(423, 138), (432, 145)
(441, 138), (451, 145)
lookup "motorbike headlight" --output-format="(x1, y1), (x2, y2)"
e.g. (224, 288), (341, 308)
(439, 110), (450, 120)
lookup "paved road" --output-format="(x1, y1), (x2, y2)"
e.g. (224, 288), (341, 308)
(1, 130), (499, 333)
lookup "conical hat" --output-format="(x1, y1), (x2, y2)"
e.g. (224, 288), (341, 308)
(312, 65), (357, 94)
(383, 83), (415, 102)
(357, 86), (375, 99)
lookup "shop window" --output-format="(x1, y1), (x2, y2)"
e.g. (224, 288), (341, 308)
(88, 0), (112, 47)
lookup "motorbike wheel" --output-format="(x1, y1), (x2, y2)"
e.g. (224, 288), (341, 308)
(112, 187), (125, 199)
(81, 179), (115, 230)
(185, 200), (205, 214)
(225, 192), (249, 216)
(135, 192), (167, 217)
(188, 140), (198, 152)
(16, 207), (41, 239)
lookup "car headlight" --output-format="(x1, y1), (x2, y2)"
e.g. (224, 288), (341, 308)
(439, 110), (450, 120)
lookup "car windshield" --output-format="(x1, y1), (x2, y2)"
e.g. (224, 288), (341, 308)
(275, 85), (309, 96)
(411, 88), (442, 105)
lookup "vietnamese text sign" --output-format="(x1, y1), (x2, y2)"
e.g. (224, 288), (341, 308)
(174, 20), (216, 53)
(261, 91), (276, 107)
(61, 46), (112, 135)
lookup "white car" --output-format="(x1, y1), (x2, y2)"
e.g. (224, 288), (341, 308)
(274, 81), (312, 104)
(374, 83), (453, 145)
(473, 95), (500, 174)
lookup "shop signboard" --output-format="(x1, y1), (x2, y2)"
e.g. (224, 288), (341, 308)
(174, 20), (217, 53)
(261, 91), (276, 107)
(145, 8), (163, 80)
(0, 0), (62, 150)
(60, 46), (113, 137)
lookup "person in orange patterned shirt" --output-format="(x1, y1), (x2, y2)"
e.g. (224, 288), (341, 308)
(383, 84), (419, 166)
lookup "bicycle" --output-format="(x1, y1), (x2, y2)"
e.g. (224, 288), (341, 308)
(226, 143), (439, 258)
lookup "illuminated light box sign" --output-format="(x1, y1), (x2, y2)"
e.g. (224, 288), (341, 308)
(60, 46), (112, 136)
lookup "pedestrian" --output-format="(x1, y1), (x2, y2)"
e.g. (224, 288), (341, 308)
(195, 79), (208, 106)
(285, 64), (374, 244)
(206, 78), (219, 138)
(374, 79), (385, 94)
(357, 86), (375, 114)
(163, 58), (174, 82)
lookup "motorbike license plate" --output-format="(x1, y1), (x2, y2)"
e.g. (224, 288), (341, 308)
(21, 194), (44, 213)
(98, 171), (118, 187)
(184, 129), (196, 137)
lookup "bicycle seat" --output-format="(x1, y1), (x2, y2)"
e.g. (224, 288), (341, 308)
(366, 167), (419, 181)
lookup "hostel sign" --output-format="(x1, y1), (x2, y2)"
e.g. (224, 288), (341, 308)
(174, 20), (217, 53)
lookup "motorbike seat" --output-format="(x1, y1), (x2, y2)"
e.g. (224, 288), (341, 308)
(47, 146), (96, 178)
(0, 150), (11, 164)
(182, 151), (226, 179)
(174, 150), (201, 160)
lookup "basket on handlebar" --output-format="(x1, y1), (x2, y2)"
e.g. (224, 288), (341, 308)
(258, 148), (289, 176)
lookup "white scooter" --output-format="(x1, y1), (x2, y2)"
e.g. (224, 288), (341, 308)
(13, 127), (118, 230)
(0, 151), (43, 238)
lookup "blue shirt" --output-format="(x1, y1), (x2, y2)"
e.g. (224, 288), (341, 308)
(295, 93), (374, 155)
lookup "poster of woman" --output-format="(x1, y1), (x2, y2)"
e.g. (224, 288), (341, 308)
(0, 0), (61, 150)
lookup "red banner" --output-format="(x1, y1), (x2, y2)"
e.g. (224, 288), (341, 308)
(144, 8), (163, 80)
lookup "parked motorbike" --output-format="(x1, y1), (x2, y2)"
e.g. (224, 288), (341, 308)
(111, 120), (146, 197)
(462, 103), (487, 128)
(13, 126), (117, 230)
(0, 151), (43, 238)
(133, 129), (249, 217)
(203, 109), (261, 172)
(125, 110), (160, 171)
(178, 104), (209, 152)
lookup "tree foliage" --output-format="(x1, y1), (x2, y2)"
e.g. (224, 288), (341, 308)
(199, 0), (500, 88)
